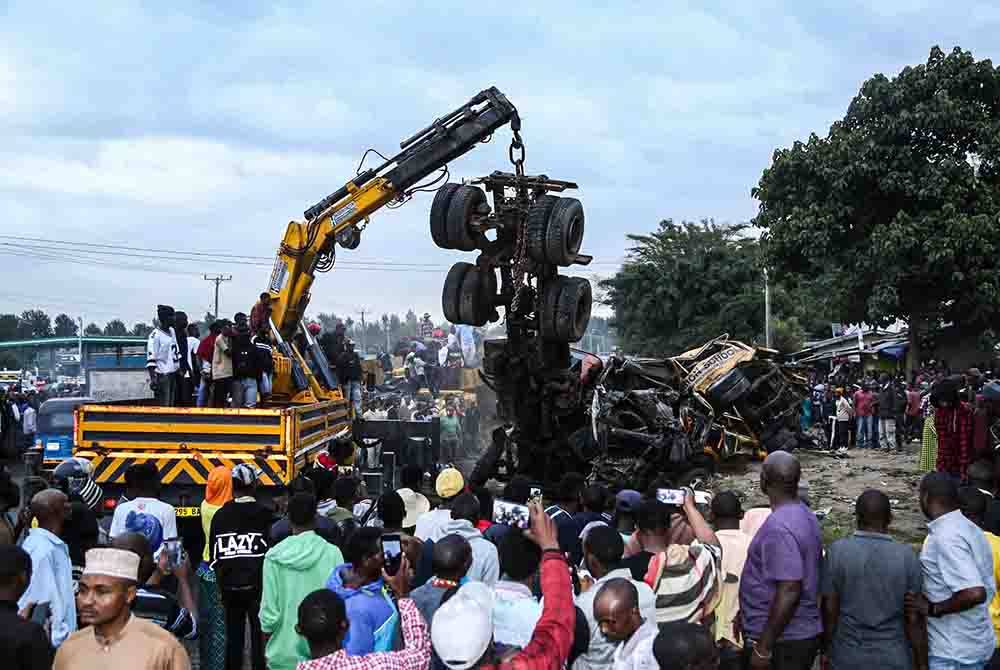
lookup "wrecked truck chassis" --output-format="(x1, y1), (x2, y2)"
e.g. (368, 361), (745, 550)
(472, 336), (810, 492)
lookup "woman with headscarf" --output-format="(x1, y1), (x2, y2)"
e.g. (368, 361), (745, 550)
(199, 466), (233, 670)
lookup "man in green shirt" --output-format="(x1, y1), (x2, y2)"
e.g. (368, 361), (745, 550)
(439, 405), (463, 462)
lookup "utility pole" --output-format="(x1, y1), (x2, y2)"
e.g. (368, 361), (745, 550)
(764, 268), (772, 349)
(203, 274), (232, 321)
(359, 309), (367, 355)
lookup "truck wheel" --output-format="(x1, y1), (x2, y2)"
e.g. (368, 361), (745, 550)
(539, 278), (563, 339)
(458, 268), (483, 326)
(430, 183), (461, 250)
(678, 467), (711, 490)
(457, 266), (497, 326)
(526, 195), (559, 264)
(442, 262), (472, 324)
(545, 198), (585, 266)
(554, 276), (592, 342)
(446, 185), (486, 252)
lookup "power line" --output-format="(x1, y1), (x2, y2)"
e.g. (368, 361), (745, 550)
(0, 234), (626, 267)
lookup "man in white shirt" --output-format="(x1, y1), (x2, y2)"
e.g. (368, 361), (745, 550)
(594, 579), (658, 670)
(146, 305), (180, 407)
(109, 463), (178, 541)
(22, 402), (37, 450)
(575, 525), (656, 670)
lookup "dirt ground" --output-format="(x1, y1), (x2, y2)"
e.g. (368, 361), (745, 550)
(713, 438), (929, 548)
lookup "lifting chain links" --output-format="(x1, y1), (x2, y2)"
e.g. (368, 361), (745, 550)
(509, 129), (526, 179)
(508, 126), (530, 315)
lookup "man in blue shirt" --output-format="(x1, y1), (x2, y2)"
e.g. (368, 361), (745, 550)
(821, 490), (925, 670)
(18, 489), (76, 647)
(907, 472), (995, 670)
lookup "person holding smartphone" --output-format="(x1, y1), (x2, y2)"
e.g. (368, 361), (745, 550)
(642, 488), (722, 626)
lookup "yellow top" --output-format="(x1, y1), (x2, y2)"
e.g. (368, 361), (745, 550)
(984, 531), (1000, 646)
(201, 501), (223, 563)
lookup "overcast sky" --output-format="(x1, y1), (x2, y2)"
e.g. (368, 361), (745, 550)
(2, 1), (998, 329)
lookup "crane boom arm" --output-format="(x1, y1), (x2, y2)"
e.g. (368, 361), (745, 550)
(264, 87), (519, 401)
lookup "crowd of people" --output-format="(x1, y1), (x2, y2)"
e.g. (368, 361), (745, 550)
(7, 443), (1000, 670)
(0, 388), (39, 460)
(799, 366), (1000, 474)
(145, 303), (275, 410)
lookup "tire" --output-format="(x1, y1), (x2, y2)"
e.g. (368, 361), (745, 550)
(545, 197), (585, 266)
(430, 183), (461, 249)
(554, 276), (592, 342)
(526, 195), (559, 264)
(446, 186), (486, 252)
(477, 266), (498, 325)
(706, 369), (751, 409)
(458, 269), (483, 326)
(442, 262), (472, 324)
(539, 279), (563, 339)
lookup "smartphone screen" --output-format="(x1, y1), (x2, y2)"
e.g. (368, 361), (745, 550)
(493, 499), (530, 529)
(162, 539), (183, 570)
(656, 488), (686, 505)
(382, 533), (402, 575)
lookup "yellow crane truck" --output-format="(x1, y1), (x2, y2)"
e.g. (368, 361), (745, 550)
(60, 88), (524, 520)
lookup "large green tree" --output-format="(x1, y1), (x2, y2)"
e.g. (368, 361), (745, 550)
(54, 313), (78, 337)
(754, 46), (1000, 370)
(602, 220), (810, 354)
(17, 310), (51, 339)
(84, 322), (103, 336)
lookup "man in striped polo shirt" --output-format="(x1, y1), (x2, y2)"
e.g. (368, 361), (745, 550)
(640, 492), (722, 626)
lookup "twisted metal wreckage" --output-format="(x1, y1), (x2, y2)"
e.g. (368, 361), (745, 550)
(474, 335), (812, 492)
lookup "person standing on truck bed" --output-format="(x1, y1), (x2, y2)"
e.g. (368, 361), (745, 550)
(173, 311), (194, 408)
(230, 313), (260, 409)
(250, 292), (272, 334)
(252, 328), (274, 401)
(147, 305), (181, 407)
(211, 320), (233, 408)
(186, 324), (202, 407)
(110, 463), (178, 542)
(196, 321), (222, 408)
(338, 340), (363, 417)
(210, 464), (271, 670)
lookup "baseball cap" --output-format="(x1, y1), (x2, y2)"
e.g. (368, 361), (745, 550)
(431, 582), (494, 670)
(232, 463), (262, 487)
(435, 468), (465, 499)
(615, 489), (642, 514)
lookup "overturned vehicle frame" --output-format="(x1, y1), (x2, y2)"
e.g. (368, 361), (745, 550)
(473, 335), (810, 492)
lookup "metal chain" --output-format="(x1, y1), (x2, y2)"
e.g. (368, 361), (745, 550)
(509, 129), (526, 179)
(508, 129), (529, 313)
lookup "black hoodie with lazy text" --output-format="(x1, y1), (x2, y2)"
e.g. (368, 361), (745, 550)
(209, 497), (273, 591)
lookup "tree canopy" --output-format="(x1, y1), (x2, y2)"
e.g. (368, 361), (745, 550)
(601, 219), (823, 355)
(54, 314), (78, 337)
(754, 46), (1000, 367)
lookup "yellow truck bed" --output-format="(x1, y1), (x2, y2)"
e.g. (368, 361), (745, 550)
(70, 399), (350, 493)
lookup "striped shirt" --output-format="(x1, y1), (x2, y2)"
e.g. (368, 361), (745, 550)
(644, 540), (722, 624)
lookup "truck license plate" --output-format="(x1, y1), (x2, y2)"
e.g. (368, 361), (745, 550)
(175, 507), (201, 518)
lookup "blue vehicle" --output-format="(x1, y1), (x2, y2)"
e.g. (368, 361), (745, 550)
(36, 397), (93, 463)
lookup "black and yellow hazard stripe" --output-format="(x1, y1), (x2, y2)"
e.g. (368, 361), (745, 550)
(76, 450), (290, 488)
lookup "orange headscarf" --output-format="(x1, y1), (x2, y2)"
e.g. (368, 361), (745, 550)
(204, 466), (233, 506)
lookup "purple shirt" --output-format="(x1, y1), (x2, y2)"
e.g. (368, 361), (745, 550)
(739, 500), (822, 640)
